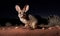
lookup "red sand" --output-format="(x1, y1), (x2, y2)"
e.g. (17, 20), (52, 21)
(0, 26), (60, 36)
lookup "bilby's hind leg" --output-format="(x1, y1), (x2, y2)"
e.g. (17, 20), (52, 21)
(30, 22), (37, 30)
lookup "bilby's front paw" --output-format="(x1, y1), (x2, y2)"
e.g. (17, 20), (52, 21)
(22, 25), (31, 29)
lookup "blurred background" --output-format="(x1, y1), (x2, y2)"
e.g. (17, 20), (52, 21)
(0, 0), (60, 26)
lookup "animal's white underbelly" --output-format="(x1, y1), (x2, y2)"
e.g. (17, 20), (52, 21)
(20, 18), (28, 24)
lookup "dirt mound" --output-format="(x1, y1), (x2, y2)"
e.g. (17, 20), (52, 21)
(0, 26), (60, 36)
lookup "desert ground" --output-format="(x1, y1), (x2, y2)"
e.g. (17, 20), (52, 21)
(0, 26), (60, 36)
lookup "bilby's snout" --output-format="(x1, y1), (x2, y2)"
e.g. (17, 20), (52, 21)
(23, 12), (26, 16)
(19, 12), (26, 18)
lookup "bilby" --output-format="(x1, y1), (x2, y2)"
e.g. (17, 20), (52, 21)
(15, 4), (38, 29)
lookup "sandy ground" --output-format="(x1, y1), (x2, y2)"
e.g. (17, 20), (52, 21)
(0, 26), (60, 36)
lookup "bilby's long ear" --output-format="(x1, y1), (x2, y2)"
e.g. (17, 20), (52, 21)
(23, 5), (29, 12)
(15, 5), (21, 12)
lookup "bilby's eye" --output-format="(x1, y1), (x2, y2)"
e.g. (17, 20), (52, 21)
(19, 12), (21, 14)
(24, 12), (26, 14)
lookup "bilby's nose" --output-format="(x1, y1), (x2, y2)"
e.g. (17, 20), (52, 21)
(23, 14), (26, 16)
(18, 14), (23, 18)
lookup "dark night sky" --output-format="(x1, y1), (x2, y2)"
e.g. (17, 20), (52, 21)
(0, 0), (60, 19)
